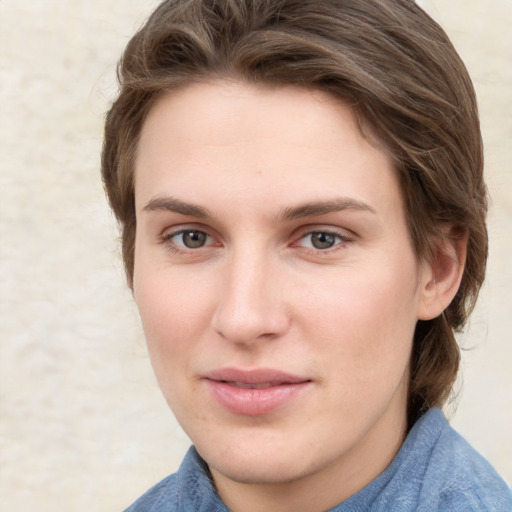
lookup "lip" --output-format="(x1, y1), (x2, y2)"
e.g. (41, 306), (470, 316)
(203, 368), (311, 416)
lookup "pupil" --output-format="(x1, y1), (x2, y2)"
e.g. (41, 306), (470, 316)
(311, 232), (335, 249)
(183, 231), (206, 248)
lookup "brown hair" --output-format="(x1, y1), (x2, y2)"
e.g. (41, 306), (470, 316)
(102, 0), (488, 424)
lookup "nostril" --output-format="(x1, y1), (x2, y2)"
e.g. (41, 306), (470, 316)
(211, 262), (290, 344)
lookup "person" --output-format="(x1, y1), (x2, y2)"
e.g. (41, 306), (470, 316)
(101, 0), (512, 510)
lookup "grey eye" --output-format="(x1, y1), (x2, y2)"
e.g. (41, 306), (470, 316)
(309, 232), (337, 249)
(180, 231), (208, 248)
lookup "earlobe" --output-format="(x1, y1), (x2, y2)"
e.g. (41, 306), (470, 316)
(417, 227), (467, 321)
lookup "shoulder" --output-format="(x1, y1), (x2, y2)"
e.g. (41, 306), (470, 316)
(122, 446), (228, 512)
(415, 409), (512, 512)
(123, 473), (179, 512)
(344, 408), (512, 512)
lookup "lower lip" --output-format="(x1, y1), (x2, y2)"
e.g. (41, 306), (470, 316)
(205, 380), (310, 416)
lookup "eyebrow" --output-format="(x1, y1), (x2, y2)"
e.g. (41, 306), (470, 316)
(142, 196), (211, 218)
(142, 196), (376, 220)
(278, 198), (376, 221)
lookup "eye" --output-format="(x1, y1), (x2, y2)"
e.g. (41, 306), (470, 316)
(167, 229), (212, 249)
(299, 231), (347, 250)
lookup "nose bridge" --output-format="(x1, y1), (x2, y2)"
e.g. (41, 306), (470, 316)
(212, 241), (288, 344)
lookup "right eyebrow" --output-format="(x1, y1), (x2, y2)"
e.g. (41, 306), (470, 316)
(142, 196), (211, 218)
(278, 197), (376, 221)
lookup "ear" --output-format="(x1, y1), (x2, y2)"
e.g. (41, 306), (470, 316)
(417, 226), (467, 321)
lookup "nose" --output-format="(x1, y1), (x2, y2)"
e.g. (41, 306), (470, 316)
(211, 248), (290, 346)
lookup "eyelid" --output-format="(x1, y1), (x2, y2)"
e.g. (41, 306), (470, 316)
(293, 224), (355, 240)
(160, 222), (214, 238)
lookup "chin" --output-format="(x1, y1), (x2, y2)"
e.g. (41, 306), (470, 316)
(193, 426), (331, 487)
(207, 450), (311, 486)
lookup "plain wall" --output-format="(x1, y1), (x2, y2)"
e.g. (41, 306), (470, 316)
(1, 1), (510, 510)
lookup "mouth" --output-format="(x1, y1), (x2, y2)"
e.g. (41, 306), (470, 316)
(203, 368), (312, 416)
(224, 381), (281, 389)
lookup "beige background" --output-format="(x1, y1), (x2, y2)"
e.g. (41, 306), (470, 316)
(0, 1), (510, 510)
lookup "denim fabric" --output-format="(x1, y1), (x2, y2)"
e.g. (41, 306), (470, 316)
(123, 408), (512, 511)
(123, 448), (229, 512)
(330, 408), (512, 512)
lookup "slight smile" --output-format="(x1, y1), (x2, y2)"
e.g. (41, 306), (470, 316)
(203, 368), (312, 416)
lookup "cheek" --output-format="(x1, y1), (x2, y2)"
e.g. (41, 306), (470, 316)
(133, 264), (214, 374)
(133, 269), (213, 421)
(301, 263), (419, 380)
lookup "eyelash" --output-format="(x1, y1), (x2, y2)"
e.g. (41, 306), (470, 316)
(159, 226), (353, 256)
(159, 228), (217, 254)
(293, 229), (352, 254)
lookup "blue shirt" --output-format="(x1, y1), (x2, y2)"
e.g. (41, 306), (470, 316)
(123, 408), (512, 511)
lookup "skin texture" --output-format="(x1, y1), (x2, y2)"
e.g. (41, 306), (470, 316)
(132, 81), (462, 512)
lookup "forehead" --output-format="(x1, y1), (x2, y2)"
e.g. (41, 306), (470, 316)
(138, 80), (384, 156)
(134, 81), (403, 219)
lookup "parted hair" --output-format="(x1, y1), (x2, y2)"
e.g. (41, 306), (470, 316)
(102, 0), (488, 424)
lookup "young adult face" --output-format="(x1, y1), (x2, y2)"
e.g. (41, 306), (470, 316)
(133, 81), (439, 510)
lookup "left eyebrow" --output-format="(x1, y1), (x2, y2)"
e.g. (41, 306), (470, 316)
(278, 197), (377, 222)
(142, 196), (211, 218)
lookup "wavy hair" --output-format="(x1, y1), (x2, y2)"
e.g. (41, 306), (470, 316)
(102, 0), (488, 424)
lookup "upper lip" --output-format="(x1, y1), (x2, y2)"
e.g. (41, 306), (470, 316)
(203, 367), (310, 386)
